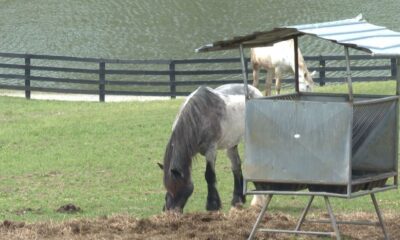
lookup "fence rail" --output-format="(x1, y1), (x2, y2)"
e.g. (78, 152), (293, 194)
(0, 52), (397, 101)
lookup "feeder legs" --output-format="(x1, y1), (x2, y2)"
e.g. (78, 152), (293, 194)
(295, 195), (315, 231)
(247, 194), (273, 240)
(371, 193), (389, 240)
(324, 196), (341, 240)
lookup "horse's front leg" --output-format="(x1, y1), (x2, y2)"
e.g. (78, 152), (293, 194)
(265, 69), (274, 96)
(227, 145), (246, 208)
(205, 146), (222, 211)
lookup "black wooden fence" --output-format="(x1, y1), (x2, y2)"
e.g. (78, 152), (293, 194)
(0, 52), (397, 102)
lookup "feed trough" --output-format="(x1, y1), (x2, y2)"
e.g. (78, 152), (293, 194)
(197, 15), (399, 239)
(244, 92), (398, 197)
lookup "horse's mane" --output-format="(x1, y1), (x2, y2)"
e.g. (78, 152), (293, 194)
(164, 87), (226, 176)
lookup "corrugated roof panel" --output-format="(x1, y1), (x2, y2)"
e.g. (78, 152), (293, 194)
(290, 14), (400, 56)
(329, 29), (396, 42)
(299, 23), (383, 36)
(289, 15), (364, 31)
(196, 14), (400, 56)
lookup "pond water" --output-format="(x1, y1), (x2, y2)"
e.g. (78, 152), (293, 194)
(0, 0), (399, 59)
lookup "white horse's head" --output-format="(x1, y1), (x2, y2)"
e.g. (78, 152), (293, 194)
(298, 70), (316, 92)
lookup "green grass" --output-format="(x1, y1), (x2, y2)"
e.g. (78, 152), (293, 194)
(275, 79), (396, 96)
(0, 81), (399, 223)
(314, 80), (397, 95)
(0, 98), (179, 222)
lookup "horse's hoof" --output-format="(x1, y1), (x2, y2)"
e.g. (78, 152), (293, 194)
(206, 199), (222, 211)
(231, 195), (246, 207)
(206, 203), (221, 211)
(232, 202), (244, 209)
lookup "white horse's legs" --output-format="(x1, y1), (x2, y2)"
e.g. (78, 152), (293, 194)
(265, 70), (274, 96)
(251, 195), (267, 208)
(275, 71), (282, 95)
(252, 64), (259, 88)
(205, 145), (222, 211)
(226, 146), (246, 208)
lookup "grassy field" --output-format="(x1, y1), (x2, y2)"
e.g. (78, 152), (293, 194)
(0, 81), (399, 223)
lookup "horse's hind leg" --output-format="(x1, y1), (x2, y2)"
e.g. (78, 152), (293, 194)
(205, 147), (222, 211)
(265, 69), (274, 96)
(227, 146), (246, 207)
(275, 70), (282, 95)
(252, 63), (259, 87)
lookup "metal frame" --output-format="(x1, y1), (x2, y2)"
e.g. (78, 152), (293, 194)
(243, 176), (398, 199)
(247, 193), (389, 240)
(395, 57), (400, 187)
(239, 44), (250, 99)
(238, 37), (398, 240)
(294, 36), (300, 93)
(200, 16), (400, 240)
(243, 92), (398, 197)
(239, 36), (301, 96)
(344, 46), (354, 102)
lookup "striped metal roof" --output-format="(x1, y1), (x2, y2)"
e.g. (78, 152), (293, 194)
(196, 14), (400, 56)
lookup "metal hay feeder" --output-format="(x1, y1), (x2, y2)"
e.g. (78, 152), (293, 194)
(197, 15), (399, 240)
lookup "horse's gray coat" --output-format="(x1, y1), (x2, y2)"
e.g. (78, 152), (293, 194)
(168, 86), (226, 173)
(162, 84), (263, 212)
(214, 83), (262, 97)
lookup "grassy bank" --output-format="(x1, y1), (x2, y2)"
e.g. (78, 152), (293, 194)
(0, 81), (399, 223)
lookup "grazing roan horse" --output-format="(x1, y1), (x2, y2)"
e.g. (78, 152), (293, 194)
(160, 84), (263, 212)
(251, 39), (316, 96)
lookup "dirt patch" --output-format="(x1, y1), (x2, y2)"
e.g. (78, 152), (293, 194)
(0, 208), (399, 239)
(56, 204), (82, 214)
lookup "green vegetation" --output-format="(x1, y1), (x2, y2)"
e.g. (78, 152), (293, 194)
(314, 80), (397, 95)
(0, 81), (399, 223)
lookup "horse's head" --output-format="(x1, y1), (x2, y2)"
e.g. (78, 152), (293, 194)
(299, 70), (316, 92)
(160, 121), (196, 213)
(159, 162), (194, 213)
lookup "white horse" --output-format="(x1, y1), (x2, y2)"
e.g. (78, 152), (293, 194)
(160, 84), (264, 212)
(251, 39), (316, 96)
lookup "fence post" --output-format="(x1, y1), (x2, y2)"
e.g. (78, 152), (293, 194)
(99, 62), (106, 102)
(319, 55), (326, 86)
(24, 56), (31, 99)
(169, 61), (176, 99)
(391, 57), (397, 79)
